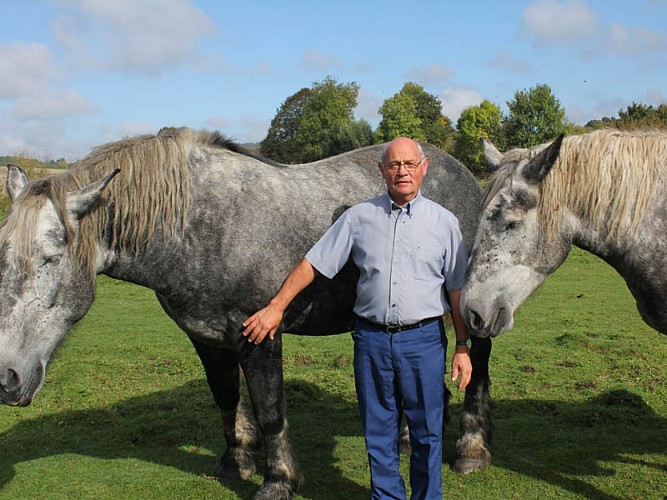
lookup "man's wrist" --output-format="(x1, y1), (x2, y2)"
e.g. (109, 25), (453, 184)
(455, 339), (470, 348)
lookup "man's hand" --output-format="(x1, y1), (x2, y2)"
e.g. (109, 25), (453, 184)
(241, 258), (318, 345)
(451, 348), (472, 391)
(242, 303), (283, 344)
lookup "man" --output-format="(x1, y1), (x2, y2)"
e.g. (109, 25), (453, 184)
(243, 137), (472, 499)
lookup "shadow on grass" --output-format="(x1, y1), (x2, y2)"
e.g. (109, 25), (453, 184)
(444, 388), (667, 499)
(0, 379), (368, 499)
(0, 382), (664, 499)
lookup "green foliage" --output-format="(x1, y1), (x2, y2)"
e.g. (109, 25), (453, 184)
(586, 102), (667, 130)
(260, 77), (372, 163)
(453, 100), (503, 176)
(375, 92), (423, 143)
(502, 84), (568, 148)
(375, 83), (454, 148)
(330, 119), (374, 154)
(375, 91), (423, 143)
(258, 77), (664, 173)
(260, 88), (313, 163)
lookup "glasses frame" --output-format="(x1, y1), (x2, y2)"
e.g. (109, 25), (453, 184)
(382, 157), (426, 173)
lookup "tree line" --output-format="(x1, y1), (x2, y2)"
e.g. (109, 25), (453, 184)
(260, 76), (667, 176)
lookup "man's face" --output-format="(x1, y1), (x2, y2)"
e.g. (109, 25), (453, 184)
(379, 138), (429, 206)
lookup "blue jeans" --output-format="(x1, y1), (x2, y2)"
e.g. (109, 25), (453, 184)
(353, 318), (446, 500)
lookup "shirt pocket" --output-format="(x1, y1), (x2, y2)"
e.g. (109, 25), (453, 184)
(411, 243), (444, 281)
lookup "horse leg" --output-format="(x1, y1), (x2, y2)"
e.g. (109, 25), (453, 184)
(238, 334), (302, 500)
(190, 338), (259, 480)
(453, 336), (493, 473)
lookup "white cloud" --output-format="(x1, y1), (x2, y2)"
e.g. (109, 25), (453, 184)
(53, 0), (216, 75)
(522, 0), (666, 59)
(439, 87), (485, 122)
(605, 22), (666, 55)
(11, 89), (95, 120)
(0, 43), (59, 98)
(522, 0), (597, 43)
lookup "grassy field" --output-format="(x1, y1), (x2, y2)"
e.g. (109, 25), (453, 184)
(0, 248), (664, 499)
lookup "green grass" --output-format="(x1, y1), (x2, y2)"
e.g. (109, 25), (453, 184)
(0, 248), (665, 499)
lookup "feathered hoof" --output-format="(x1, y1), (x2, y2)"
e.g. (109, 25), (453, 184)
(216, 449), (257, 480)
(451, 454), (491, 474)
(398, 425), (411, 455)
(252, 481), (297, 500)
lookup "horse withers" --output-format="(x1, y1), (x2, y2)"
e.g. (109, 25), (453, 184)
(0, 128), (489, 498)
(462, 129), (667, 337)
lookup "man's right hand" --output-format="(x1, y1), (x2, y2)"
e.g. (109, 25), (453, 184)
(242, 303), (283, 344)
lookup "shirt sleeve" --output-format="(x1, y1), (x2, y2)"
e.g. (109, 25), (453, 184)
(305, 210), (355, 279)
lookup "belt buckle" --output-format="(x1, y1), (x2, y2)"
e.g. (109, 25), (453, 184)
(386, 325), (402, 334)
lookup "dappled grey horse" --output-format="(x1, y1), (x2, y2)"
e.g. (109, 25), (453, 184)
(0, 128), (490, 499)
(462, 129), (667, 337)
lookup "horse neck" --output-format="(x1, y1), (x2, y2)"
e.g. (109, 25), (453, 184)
(567, 207), (624, 261)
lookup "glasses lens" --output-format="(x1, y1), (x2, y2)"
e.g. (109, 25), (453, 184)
(385, 159), (421, 171)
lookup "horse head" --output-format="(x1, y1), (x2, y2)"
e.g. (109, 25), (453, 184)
(0, 165), (118, 406)
(462, 134), (566, 338)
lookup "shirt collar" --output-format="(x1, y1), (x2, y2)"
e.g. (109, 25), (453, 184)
(384, 191), (423, 218)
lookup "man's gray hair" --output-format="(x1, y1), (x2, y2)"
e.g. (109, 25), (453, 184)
(380, 139), (426, 163)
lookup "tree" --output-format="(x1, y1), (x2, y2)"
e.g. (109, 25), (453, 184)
(294, 77), (363, 162)
(453, 99), (503, 176)
(261, 77), (371, 163)
(586, 102), (667, 131)
(375, 83), (454, 148)
(618, 102), (667, 129)
(375, 92), (423, 143)
(330, 119), (374, 154)
(260, 88), (312, 163)
(502, 84), (567, 148)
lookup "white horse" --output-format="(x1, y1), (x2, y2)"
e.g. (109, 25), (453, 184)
(462, 129), (667, 337)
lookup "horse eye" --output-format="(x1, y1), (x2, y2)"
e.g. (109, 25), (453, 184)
(504, 221), (522, 231)
(42, 255), (62, 267)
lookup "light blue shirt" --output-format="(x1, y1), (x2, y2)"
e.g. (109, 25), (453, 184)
(305, 192), (468, 326)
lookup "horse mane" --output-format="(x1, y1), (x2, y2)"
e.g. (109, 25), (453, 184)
(538, 129), (667, 245)
(1, 128), (256, 279)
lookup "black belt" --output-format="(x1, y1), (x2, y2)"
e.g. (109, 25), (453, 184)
(356, 315), (442, 334)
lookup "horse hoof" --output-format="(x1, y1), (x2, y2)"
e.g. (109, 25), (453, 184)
(216, 450), (257, 480)
(252, 481), (295, 500)
(452, 455), (490, 474)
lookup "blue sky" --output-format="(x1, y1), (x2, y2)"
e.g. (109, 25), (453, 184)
(1, 0), (665, 161)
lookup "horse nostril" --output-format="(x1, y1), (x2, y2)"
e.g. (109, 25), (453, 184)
(0, 368), (20, 393)
(467, 308), (485, 333)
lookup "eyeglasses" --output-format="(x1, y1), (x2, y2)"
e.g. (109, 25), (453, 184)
(383, 158), (425, 172)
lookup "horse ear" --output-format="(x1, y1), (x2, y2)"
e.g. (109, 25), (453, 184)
(522, 133), (565, 185)
(6, 164), (30, 201)
(67, 168), (121, 220)
(481, 139), (504, 170)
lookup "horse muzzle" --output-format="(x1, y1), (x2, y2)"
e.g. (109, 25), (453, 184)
(0, 363), (44, 407)
(462, 298), (514, 338)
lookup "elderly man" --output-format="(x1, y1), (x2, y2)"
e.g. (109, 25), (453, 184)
(243, 137), (472, 499)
